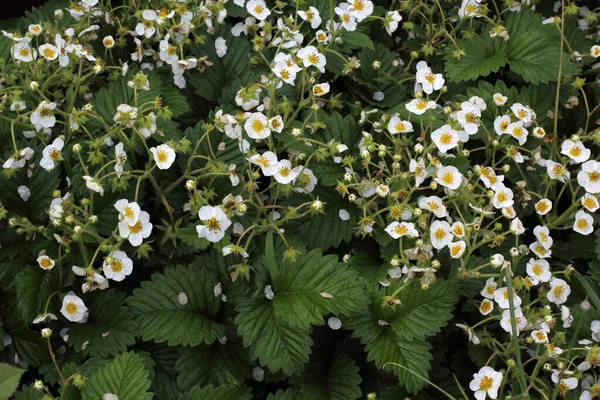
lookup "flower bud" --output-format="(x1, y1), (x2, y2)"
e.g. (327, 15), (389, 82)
(34, 380), (44, 390)
(372, 60), (381, 70)
(30, 81), (39, 90)
(431, 260), (441, 269)
(41, 328), (52, 338)
(185, 180), (195, 191)
(491, 253), (504, 267)
(72, 143), (82, 153)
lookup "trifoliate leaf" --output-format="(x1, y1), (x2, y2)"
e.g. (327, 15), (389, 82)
(235, 297), (312, 375)
(82, 351), (152, 400)
(175, 336), (251, 391)
(292, 354), (362, 400)
(272, 249), (369, 328)
(186, 385), (252, 400)
(444, 34), (507, 82)
(67, 290), (137, 357)
(15, 266), (61, 323)
(0, 363), (26, 399)
(127, 264), (225, 347)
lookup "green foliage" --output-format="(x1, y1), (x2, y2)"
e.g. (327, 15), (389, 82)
(445, 35), (507, 82)
(127, 263), (225, 347)
(186, 385), (253, 400)
(15, 266), (61, 323)
(82, 352), (152, 400)
(292, 354), (362, 400)
(0, 363), (26, 399)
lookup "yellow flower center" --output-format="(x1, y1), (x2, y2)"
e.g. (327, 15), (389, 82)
(124, 206), (134, 219)
(434, 228), (446, 241)
(415, 99), (427, 110)
(584, 198), (597, 209)
(43, 48), (55, 58)
(451, 245), (461, 256)
(112, 260), (123, 273)
(553, 285), (564, 297)
(253, 5), (264, 14)
(497, 192), (508, 203)
(40, 258), (52, 269)
(536, 202), (549, 213)
(441, 172), (454, 185)
(589, 171), (600, 182)
(427, 201), (439, 210)
(128, 221), (143, 234)
(465, 113), (477, 123)
(394, 225), (408, 236)
(157, 149), (168, 163)
(256, 156), (270, 168)
(576, 218), (589, 231)
(569, 146), (582, 157)
(439, 132), (453, 145)
(499, 121), (509, 130)
(39, 107), (52, 117)
(18, 47), (31, 57)
(307, 53), (320, 65)
(50, 149), (60, 161)
(280, 69), (290, 80)
(480, 301), (492, 313)
(207, 217), (221, 231)
(479, 376), (493, 391)
(66, 302), (78, 315)
(279, 166), (291, 177)
(532, 264), (543, 276)
(252, 119), (265, 132)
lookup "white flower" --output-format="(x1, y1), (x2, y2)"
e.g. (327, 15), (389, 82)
(531, 329), (548, 343)
(591, 320), (600, 342)
(573, 210), (594, 235)
(118, 210), (152, 246)
(491, 184), (514, 209)
(581, 194), (599, 212)
(18, 185), (30, 201)
(114, 199), (140, 226)
(430, 220), (452, 249)
(410, 158), (429, 187)
(493, 93), (507, 106)
(28, 24), (43, 36)
(526, 258), (551, 284)
(335, 4), (357, 31)
(511, 103), (535, 126)
(592, 45), (600, 58)
(61, 293), (88, 323)
(248, 152), (278, 176)
(534, 199), (553, 215)
(103, 36), (115, 48)
(113, 104), (138, 126)
(384, 11), (403, 34)
(449, 240), (467, 258)
(347, 0), (373, 21)
(103, 251), (133, 282)
(196, 206), (231, 243)
(578, 160), (600, 193)
(561, 140), (590, 163)
(415, 61), (444, 94)
(298, 7), (321, 28)
(434, 165), (463, 190)
(494, 286), (522, 309)
(274, 160), (298, 184)
(39, 44), (59, 61)
(529, 241), (551, 259)
(215, 37), (228, 58)
(546, 160), (570, 183)
(40, 138), (65, 170)
(312, 83), (330, 96)
(455, 102), (481, 135)
(510, 217), (525, 235)
(114, 143), (127, 177)
(247, 0), (270, 20)
(481, 278), (496, 299)
(375, 184), (389, 197)
(37, 255), (55, 271)
(418, 196), (447, 218)
(547, 278), (571, 305)
(493, 115), (511, 135)
(3, 147), (34, 170)
(150, 144), (176, 170)
(405, 98), (436, 115)
(273, 62), (301, 85)
(292, 166), (318, 193)
(135, 10), (157, 38)
(297, 46), (326, 73)
(83, 176), (104, 196)
(490, 254), (504, 267)
(431, 125), (460, 153)
(245, 112), (271, 139)
(31, 101), (57, 131)
(500, 307), (527, 335)
(479, 298), (494, 315)
(385, 221), (419, 239)
(469, 366), (502, 400)
(13, 38), (36, 62)
(506, 121), (528, 145)
(387, 115), (413, 134)
(533, 225), (553, 249)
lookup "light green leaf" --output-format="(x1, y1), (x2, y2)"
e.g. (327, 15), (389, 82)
(82, 352), (152, 400)
(292, 354), (362, 400)
(127, 264), (224, 346)
(444, 34), (507, 82)
(67, 290), (137, 357)
(235, 297), (312, 375)
(0, 363), (26, 399)
(272, 249), (369, 328)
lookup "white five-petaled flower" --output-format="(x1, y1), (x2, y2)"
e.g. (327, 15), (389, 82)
(506, 121), (528, 145)
(533, 225), (553, 249)
(385, 221), (419, 239)
(40, 138), (65, 171)
(561, 139), (590, 163)
(573, 210), (594, 235)
(526, 258), (551, 284)
(39, 43), (59, 61)
(150, 144), (176, 170)
(13, 38), (36, 62)
(83, 176), (104, 196)
(247, 0), (271, 20)
(459, 0), (482, 19)
(493, 287), (522, 309)
(347, 0), (373, 21)
(297, 46), (326, 73)
(60, 292), (88, 323)
(114, 142), (127, 177)
(31, 101), (57, 131)
(418, 196), (447, 218)
(534, 199), (553, 215)
(384, 11), (403, 35)
(491, 184), (514, 209)
(435, 165), (463, 190)
(387, 115), (413, 134)
(431, 124), (460, 153)
(493, 93), (507, 106)
(135, 10), (157, 38)
(335, 4), (357, 31)
(37, 255), (55, 270)
(248, 151), (278, 176)
(415, 61), (444, 94)
(469, 366), (502, 400)
(118, 210), (152, 246)
(547, 278), (571, 305)
(114, 199), (141, 226)
(245, 112), (271, 139)
(274, 159), (298, 184)
(577, 160), (600, 193)
(481, 278), (496, 299)
(312, 83), (330, 96)
(196, 206), (232, 243)
(581, 194), (599, 212)
(430, 220), (453, 249)
(3, 147), (34, 169)
(500, 307), (527, 335)
(405, 98), (436, 115)
(292, 166), (318, 193)
(102, 250), (133, 282)
(298, 7), (322, 28)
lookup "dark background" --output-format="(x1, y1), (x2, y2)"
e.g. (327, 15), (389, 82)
(0, 0), (47, 19)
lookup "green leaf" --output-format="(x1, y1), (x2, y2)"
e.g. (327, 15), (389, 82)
(342, 31), (375, 50)
(175, 337), (250, 391)
(186, 385), (252, 400)
(444, 35), (507, 82)
(503, 9), (580, 84)
(67, 290), (137, 357)
(14, 384), (44, 400)
(177, 226), (210, 251)
(272, 249), (369, 328)
(235, 297), (312, 375)
(293, 354), (362, 400)
(0, 363), (26, 399)
(127, 263), (225, 347)
(267, 389), (304, 400)
(82, 352), (152, 400)
(15, 266), (61, 323)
